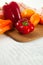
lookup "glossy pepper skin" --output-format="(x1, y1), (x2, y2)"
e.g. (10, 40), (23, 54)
(9, 2), (21, 22)
(15, 18), (34, 34)
(3, 4), (15, 22)
(3, 1), (21, 26)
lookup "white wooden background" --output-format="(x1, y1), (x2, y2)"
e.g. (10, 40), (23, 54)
(0, 0), (43, 65)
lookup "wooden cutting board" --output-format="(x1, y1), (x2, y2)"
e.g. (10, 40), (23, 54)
(5, 24), (43, 42)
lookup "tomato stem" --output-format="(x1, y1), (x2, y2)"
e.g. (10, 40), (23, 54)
(5, 2), (8, 5)
(22, 21), (28, 26)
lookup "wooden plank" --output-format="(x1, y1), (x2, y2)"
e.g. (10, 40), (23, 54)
(5, 25), (43, 42)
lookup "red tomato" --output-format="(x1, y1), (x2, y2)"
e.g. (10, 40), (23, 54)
(15, 18), (34, 34)
(40, 15), (43, 24)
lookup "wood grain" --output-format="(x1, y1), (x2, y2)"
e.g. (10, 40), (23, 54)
(5, 24), (43, 42)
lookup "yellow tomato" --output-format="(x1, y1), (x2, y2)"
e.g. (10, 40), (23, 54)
(30, 13), (40, 26)
(21, 9), (35, 18)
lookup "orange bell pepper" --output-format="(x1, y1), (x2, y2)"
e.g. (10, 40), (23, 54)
(0, 25), (11, 34)
(0, 19), (12, 34)
(0, 19), (12, 28)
